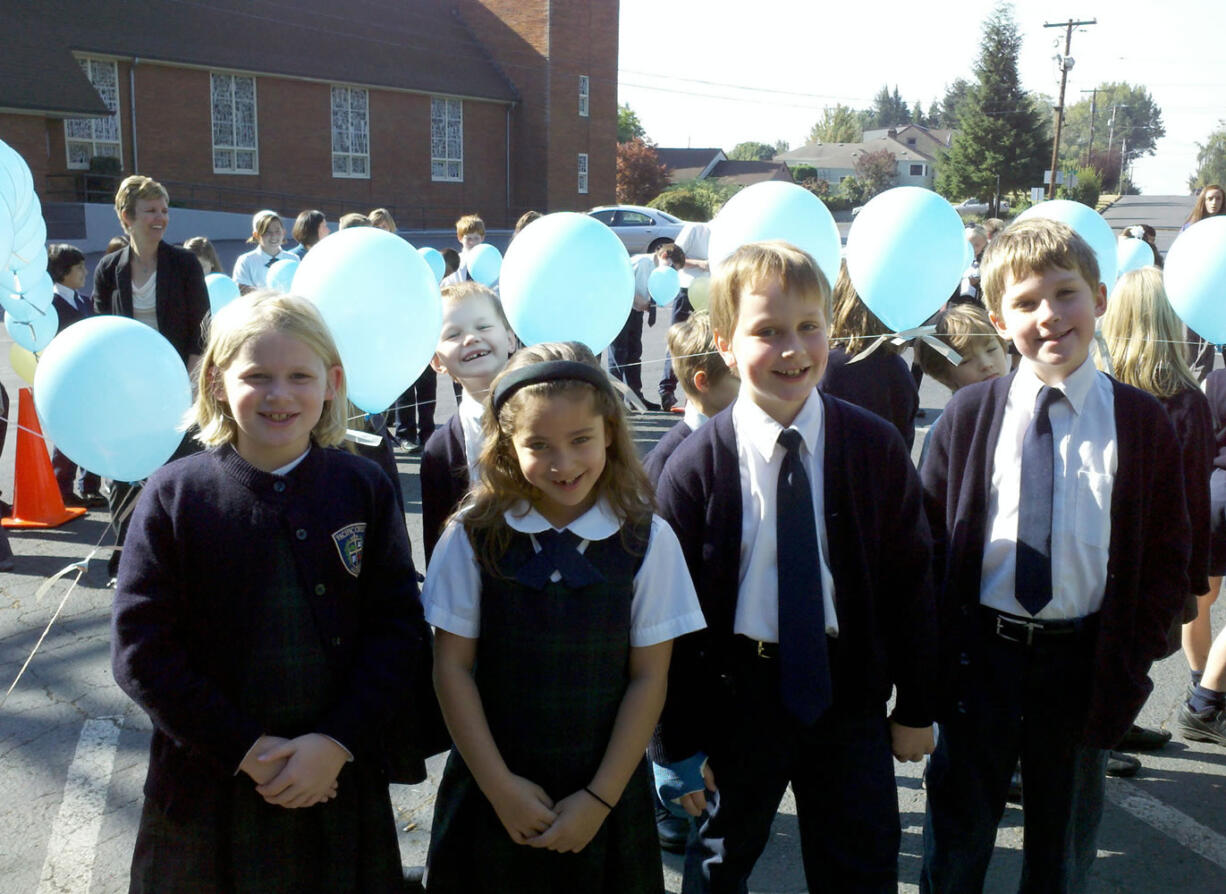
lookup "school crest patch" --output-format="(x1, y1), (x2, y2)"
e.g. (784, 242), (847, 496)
(331, 523), (366, 578)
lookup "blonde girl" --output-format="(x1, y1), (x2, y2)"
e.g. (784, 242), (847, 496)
(112, 291), (429, 893)
(422, 342), (703, 893)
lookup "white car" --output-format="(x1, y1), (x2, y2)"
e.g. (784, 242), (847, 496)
(587, 205), (685, 254)
(954, 197), (1010, 216)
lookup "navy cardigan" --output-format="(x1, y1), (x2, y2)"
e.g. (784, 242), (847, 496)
(820, 346), (919, 450)
(420, 414), (469, 565)
(1161, 387), (1214, 597)
(642, 419), (692, 487)
(651, 394), (937, 763)
(921, 372), (1191, 748)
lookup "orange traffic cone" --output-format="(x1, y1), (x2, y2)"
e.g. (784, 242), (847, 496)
(2, 387), (87, 528)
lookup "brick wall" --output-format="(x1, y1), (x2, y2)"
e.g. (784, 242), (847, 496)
(0, 114), (54, 195)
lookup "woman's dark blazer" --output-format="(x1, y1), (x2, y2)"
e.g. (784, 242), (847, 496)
(92, 241), (209, 366)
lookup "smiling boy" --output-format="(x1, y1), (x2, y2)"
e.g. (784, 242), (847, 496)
(652, 241), (937, 892)
(919, 219), (1191, 892)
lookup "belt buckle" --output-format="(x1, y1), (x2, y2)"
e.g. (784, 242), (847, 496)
(756, 640), (773, 659)
(995, 615), (1040, 646)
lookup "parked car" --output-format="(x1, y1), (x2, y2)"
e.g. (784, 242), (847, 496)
(954, 197), (1010, 216)
(587, 205), (685, 253)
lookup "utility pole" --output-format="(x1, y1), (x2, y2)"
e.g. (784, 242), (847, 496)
(1080, 87), (1098, 166)
(1044, 18), (1097, 199)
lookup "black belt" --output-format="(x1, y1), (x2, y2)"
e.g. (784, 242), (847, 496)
(735, 635), (779, 660)
(981, 607), (1098, 646)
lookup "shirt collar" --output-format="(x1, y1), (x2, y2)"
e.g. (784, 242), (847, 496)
(504, 497), (620, 541)
(1015, 353), (1098, 415)
(53, 282), (75, 301)
(683, 402), (708, 430)
(733, 389), (824, 461)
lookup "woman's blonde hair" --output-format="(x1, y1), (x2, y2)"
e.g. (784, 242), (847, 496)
(113, 175), (169, 231)
(369, 208), (398, 231)
(459, 341), (654, 573)
(1101, 267), (1198, 400)
(829, 260), (895, 355)
(192, 290), (348, 448)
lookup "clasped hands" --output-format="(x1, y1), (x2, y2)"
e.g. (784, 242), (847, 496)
(239, 733), (348, 809)
(489, 772), (613, 853)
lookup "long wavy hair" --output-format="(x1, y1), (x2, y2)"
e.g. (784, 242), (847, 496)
(458, 341), (654, 574)
(1101, 267), (1198, 400)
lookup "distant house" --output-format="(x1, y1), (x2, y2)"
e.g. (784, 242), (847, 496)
(862, 123), (954, 159)
(0, 0), (618, 230)
(655, 148), (792, 189)
(776, 136), (938, 190)
(704, 160), (793, 188)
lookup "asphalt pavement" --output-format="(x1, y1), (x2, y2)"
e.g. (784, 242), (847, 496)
(3, 216), (1225, 891)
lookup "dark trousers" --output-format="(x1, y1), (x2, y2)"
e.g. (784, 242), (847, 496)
(682, 655), (899, 893)
(609, 310), (646, 397)
(51, 447), (100, 500)
(393, 367), (437, 443)
(921, 620), (1107, 894)
(658, 289), (693, 398)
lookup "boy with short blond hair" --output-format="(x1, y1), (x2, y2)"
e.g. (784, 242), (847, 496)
(642, 311), (737, 485)
(419, 281), (515, 561)
(920, 218), (1191, 892)
(653, 240), (937, 891)
(915, 303), (1011, 393)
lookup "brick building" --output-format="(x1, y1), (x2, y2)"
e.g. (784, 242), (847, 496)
(0, 0), (618, 229)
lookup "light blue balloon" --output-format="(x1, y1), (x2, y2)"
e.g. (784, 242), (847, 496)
(5, 301), (56, 351)
(1116, 237), (1153, 278)
(19, 271), (54, 311)
(292, 226), (442, 413)
(845, 187), (967, 332)
(648, 265), (680, 305)
(0, 252), (46, 294)
(499, 212), (634, 352)
(467, 243), (502, 286)
(0, 290), (39, 322)
(205, 273), (241, 315)
(1017, 199), (1117, 288)
(34, 315), (190, 482)
(418, 246), (445, 284)
(266, 257), (299, 292)
(707, 181), (842, 286)
(1164, 216), (1226, 343)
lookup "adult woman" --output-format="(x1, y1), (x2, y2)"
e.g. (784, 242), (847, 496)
(92, 175), (210, 580)
(290, 209), (329, 258)
(1182, 185), (1225, 380)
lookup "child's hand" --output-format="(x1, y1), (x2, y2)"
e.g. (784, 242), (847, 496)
(527, 789), (610, 853)
(255, 734), (349, 808)
(678, 761), (717, 817)
(890, 720), (935, 763)
(488, 774), (557, 844)
(238, 735), (290, 785)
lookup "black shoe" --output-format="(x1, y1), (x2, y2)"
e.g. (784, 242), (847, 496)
(80, 492), (108, 509)
(406, 442), (424, 457)
(1118, 723), (1172, 751)
(1106, 750), (1141, 777)
(1006, 766), (1022, 803)
(659, 392), (677, 412)
(402, 866), (425, 892)
(1177, 702), (1226, 745)
(639, 396), (662, 412)
(656, 806), (689, 853)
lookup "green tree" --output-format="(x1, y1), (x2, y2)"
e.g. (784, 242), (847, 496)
(617, 103), (645, 143)
(1058, 82), (1165, 179)
(1190, 123), (1226, 190)
(927, 100), (942, 127)
(774, 138), (790, 155)
(808, 104), (863, 144)
(935, 3), (1050, 210)
(854, 148), (898, 199)
(728, 141), (778, 161)
(939, 78), (972, 128)
(867, 84), (911, 129)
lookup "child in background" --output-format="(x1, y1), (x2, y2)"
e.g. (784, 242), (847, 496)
(105, 234), (129, 255)
(513, 210), (541, 237)
(442, 213), (485, 286)
(821, 261), (920, 449)
(442, 248), (461, 278)
(423, 342), (703, 892)
(420, 282), (516, 562)
(112, 291), (431, 892)
(915, 303), (1011, 393)
(183, 236), (223, 276)
(47, 243), (104, 508)
(369, 208), (397, 232)
(611, 243), (686, 411)
(654, 241), (936, 892)
(920, 219), (1191, 892)
(1101, 266), (1214, 761)
(954, 224), (989, 306)
(233, 210), (295, 294)
(642, 311), (736, 486)
(290, 210), (329, 258)
(338, 213), (371, 229)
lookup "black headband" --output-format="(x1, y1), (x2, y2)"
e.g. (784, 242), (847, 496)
(491, 360), (614, 415)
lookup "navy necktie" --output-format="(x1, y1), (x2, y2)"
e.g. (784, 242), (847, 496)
(1016, 386), (1063, 615)
(265, 255), (279, 268)
(515, 529), (606, 590)
(776, 428), (832, 725)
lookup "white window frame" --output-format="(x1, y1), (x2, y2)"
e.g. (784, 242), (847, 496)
(331, 86), (370, 179)
(578, 75), (590, 117)
(431, 97), (463, 182)
(909, 163), (925, 176)
(210, 72), (259, 175)
(578, 153), (589, 195)
(65, 57), (122, 170)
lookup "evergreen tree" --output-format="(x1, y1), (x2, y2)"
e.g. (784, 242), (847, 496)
(1190, 123), (1226, 190)
(939, 78), (972, 128)
(868, 84), (910, 129)
(927, 100), (942, 128)
(935, 3), (1050, 209)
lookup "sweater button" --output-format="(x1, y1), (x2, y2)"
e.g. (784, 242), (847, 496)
(273, 481), (286, 493)
(296, 528), (308, 540)
(315, 584), (326, 596)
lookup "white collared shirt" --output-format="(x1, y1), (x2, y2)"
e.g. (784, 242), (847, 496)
(422, 499), (706, 647)
(683, 402), (708, 431)
(233, 247), (296, 288)
(731, 392), (838, 641)
(458, 390), (486, 482)
(631, 254), (655, 311)
(980, 356), (1116, 618)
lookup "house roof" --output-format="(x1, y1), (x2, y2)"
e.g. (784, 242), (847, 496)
(705, 160), (792, 187)
(777, 139), (929, 168)
(861, 124), (953, 159)
(4, 0), (519, 117)
(655, 147), (724, 182)
(0, 28), (111, 117)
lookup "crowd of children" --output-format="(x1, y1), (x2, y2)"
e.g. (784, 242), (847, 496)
(13, 186), (1217, 892)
